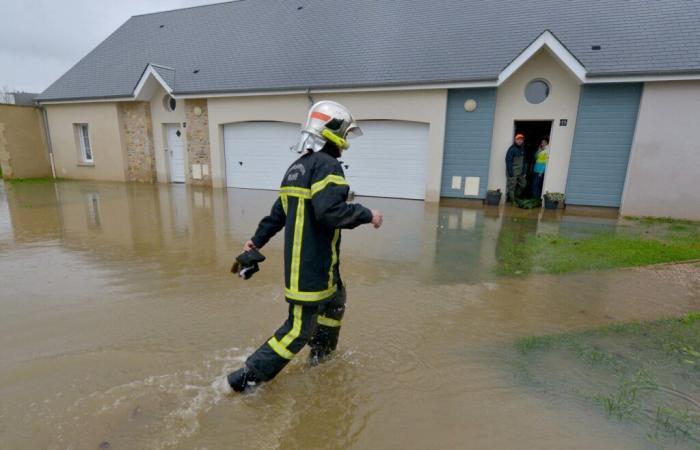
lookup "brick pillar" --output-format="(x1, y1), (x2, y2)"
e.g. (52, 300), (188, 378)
(119, 102), (156, 183)
(185, 99), (212, 187)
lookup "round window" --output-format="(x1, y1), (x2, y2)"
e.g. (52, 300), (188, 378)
(163, 94), (177, 112)
(525, 79), (550, 104)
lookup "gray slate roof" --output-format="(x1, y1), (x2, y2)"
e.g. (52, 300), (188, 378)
(38, 0), (700, 101)
(152, 65), (175, 89)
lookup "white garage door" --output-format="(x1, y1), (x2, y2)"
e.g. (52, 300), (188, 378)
(341, 121), (429, 199)
(224, 120), (429, 199)
(224, 122), (301, 190)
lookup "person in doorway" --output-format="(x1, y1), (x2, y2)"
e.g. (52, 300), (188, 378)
(223, 101), (384, 393)
(532, 137), (549, 199)
(505, 133), (527, 203)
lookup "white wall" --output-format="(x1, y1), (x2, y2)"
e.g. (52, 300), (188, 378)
(487, 49), (581, 196)
(621, 81), (700, 220)
(150, 86), (186, 183)
(206, 89), (448, 201)
(45, 102), (127, 181)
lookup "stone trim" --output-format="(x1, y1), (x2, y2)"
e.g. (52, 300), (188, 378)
(118, 102), (157, 183)
(185, 99), (212, 186)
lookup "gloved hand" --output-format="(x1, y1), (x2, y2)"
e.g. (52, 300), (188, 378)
(231, 249), (266, 280)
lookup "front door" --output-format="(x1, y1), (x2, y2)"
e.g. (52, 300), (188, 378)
(513, 120), (553, 198)
(166, 124), (186, 183)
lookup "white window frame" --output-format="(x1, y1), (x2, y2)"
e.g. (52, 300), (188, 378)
(75, 123), (93, 163)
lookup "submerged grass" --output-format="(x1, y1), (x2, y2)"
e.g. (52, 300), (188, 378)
(496, 216), (700, 276)
(5, 177), (63, 184)
(514, 313), (700, 448)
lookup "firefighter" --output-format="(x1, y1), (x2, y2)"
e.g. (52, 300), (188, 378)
(224, 101), (383, 393)
(505, 133), (527, 203)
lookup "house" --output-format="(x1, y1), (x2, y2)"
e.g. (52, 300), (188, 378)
(0, 91), (39, 106)
(36, 0), (700, 219)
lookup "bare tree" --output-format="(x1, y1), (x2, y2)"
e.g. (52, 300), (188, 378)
(0, 86), (15, 104)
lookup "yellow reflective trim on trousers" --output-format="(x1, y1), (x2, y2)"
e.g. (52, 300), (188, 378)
(285, 284), (337, 302)
(290, 198), (305, 291)
(328, 228), (340, 289)
(280, 194), (288, 215)
(266, 305), (303, 360)
(310, 174), (348, 197)
(280, 186), (311, 199)
(280, 305), (302, 347)
(267, 337), (294, 359)
(317, 315), (341, 328)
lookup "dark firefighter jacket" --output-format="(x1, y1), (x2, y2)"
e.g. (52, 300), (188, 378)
(505, 144), (526, 178)
(250, 148), (372, 304)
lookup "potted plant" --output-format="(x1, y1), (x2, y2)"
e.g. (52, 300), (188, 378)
(543, 192), (565, 209)
(485, 188), (502, 206)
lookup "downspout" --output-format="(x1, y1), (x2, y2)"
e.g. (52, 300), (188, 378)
(39, 105), (56, 179)
(306, 88), (314, 106)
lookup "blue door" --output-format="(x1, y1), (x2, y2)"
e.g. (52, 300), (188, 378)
(441, 88), (497, 198)
(566, 84), (642, 207)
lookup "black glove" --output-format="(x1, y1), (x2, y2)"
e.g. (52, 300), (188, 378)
(231, 249), (266, 280)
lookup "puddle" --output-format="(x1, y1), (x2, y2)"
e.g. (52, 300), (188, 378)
(0, 181), (698, 449)
(512, 313), (700, 448)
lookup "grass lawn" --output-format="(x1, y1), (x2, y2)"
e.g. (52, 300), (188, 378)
(513, 313), (700, 448)
(496, 216), (700, 276)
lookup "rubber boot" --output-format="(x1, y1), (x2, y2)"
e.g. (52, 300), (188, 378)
(309, 325), (341, 366)
(226, 366), (260, 393)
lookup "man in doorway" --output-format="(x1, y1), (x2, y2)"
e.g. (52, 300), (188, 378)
(223, 101), (384, 393)
(532, 137), (549, 199)
(505, 133), (527, 203)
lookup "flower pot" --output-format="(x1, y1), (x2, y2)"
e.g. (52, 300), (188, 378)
(485, 191), (501, 206)
(544, 198), (559, 209)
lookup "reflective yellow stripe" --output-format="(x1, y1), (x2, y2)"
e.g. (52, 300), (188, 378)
(310, 174), (348, 197)
(290, 198), (305, 291)
(280, 194), (288, 215)
(266, 305), (303, 360)
(280, 186), (311, 199)
(285, 284), (337, 302)
(321, 128), (349, 150)
(267, 337), (294, 359)
(279, 305), (302, 347)
(328, 229), (340, 289)
(317, 315), (341, 328)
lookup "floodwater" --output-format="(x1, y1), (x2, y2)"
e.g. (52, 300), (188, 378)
(0, 180), (698, 450)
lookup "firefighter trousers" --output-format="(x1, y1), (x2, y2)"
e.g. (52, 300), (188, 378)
(245, 284), (347, 382)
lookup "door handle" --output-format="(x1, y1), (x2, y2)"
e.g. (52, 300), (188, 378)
(238, 161), (243, 166)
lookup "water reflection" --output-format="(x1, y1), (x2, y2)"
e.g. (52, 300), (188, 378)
(1, 182), (628, 285)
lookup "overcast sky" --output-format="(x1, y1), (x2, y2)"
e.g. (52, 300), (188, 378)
(1, 0), (219, 93)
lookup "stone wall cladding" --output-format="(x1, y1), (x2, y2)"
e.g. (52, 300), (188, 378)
(119, 102), (156, 183)
(185, 99), (212, 186)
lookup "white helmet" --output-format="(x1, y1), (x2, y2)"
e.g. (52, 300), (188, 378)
(296, 101), (363, 153)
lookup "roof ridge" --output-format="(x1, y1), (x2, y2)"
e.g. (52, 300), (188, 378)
(131, 0), (244, 19)
(150, 63), (175, 71)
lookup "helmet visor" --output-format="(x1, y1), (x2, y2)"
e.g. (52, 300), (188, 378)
(346, 124), (363, 139)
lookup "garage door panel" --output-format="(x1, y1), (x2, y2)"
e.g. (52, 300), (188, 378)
(342, 121), (428, 199)
(224, 120), (428, 200)
(224, 122), (300, 190)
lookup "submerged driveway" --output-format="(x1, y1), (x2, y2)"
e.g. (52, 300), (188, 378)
(1, 180), (698, 449)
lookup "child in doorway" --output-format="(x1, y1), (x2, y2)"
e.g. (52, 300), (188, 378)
(532, 138), (549, 199)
